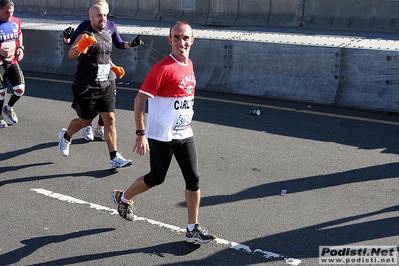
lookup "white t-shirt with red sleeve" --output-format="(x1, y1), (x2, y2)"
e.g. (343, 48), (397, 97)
(139, 54), (196, 142)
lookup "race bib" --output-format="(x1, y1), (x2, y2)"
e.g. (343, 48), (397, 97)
(173, 111), (194, 132)
(1, 40), (16, 58)
(95, 63), (110, 82)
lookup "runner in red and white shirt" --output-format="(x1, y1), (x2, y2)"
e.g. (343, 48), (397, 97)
(140, 54), (196, 141)
(112, 21), (216, 244)
(0, 0), (25, 128)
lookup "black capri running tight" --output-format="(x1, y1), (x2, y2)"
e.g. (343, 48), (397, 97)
(143, 137), (200, 191)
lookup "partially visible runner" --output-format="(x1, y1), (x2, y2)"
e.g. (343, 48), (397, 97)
(0, 0), (25, 128)
(112, 21), (216, 244)
(58, 4), (132, 170)
(63, 0), (143, 141)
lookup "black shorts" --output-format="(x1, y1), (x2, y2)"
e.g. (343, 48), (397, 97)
(71, 83), (115, 120)
(0, 63), (25, 92)
(144, 137), (200, 191)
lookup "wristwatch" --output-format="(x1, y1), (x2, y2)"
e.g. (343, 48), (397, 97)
(135, 130), (145, 136)
(18, 46), (24, 51)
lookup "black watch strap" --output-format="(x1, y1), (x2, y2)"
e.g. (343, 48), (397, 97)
(135, 130), (145, 136)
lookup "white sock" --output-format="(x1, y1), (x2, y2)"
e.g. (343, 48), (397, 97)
(121, 192), (129, 203)
(188, 224), (196, 231)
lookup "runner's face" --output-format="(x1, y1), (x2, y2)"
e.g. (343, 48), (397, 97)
(168, 24), (194, 64)
(0, 6), (14, 22)
(90, 5), (107, 31)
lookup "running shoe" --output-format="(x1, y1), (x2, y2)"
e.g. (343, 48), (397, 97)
(2, 106), (18, 123)
(94, 127), (105, 140)
(109, 152), (132, 169)
(186, 224), (216, 244)
(112, 190), (134, 221)
(82, 125), (94, 141)
(58, 128), (71, 156)
(0, 115), (8, 128)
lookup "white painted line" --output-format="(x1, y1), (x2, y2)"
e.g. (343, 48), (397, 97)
(30, 188), (301, 265)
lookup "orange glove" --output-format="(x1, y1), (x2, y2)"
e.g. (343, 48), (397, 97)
(77, 34), (97, 54)
(111, 65), (125, 78)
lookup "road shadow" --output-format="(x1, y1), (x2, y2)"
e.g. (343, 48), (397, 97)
(191, 162), (399, 207)
(243, 205), (399, 262)
(16, 207), (398, 265)
(0, 228), (115, 266)
(27, 241), (201, 266)
(0, 168), (118, 186)
(24, 72), (399, 156)
(4, 208), (397, 266)
(0, 142), (58, 162)
(193, 93), (399, 155)
(0, 162), (53, 176)
(163, 205), (399, 265)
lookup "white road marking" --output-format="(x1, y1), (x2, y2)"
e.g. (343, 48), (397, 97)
(31, 188), (301, 265)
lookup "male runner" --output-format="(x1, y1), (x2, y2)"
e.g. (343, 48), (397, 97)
(112, 21), (215, 243)
(0, 0), (25, 128)
(62, 0), (143, 141)
(58, 4), (131, 170)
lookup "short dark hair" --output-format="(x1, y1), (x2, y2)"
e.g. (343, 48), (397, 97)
(169, 21), (193, 37)
(0, 0), (14, 9)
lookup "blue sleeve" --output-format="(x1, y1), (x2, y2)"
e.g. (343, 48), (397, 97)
(66, 20), (91, 46)
(107, 21), (127, 50)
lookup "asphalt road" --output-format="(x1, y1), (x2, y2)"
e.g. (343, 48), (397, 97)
(0, 71), (398, 265)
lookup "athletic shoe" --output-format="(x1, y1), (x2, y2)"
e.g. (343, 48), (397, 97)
(94, 127), (105, 140)
(2, 106), (18, 123)
(109, 152), (132, 169)
(0, 115), (8, 128)
(186, 224), (216, 244)
(58, 128), (71, 156)
(112, 190), (134, 221)
(82, 125), (94, 141)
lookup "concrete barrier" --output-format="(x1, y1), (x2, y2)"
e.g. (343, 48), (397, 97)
(107, 33), (141, 81)
(335, 49), (399, 112)
(157, 0), (183, 23)
(130, 35), (171, 83)
(135, 0), (160, 21)
(180, 0), (209, 25)
(303, 0), (399, 33)
(190, 39), (229, 90)
(112, 0), (138, 19)
(235, 0), (270, 26)
(108, 0), (115, 16)
(13, 0), (25, 13)
(268, 0), (303, 28)
(13, 0), (399, 33)
(35, 0), (46, 14)
(58, 0), (74, 16)
(72, 0), (91, 17)
(17, 17), (399, 113)
(22, 0), (33, 13)
(15, 0), (32, 13)
(21, 30), (144, 78)
(222, 41), (340, 104)
(206, 0), (238, 26)
(46, 0), (61, 15)
(22, 30), (69, 74)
